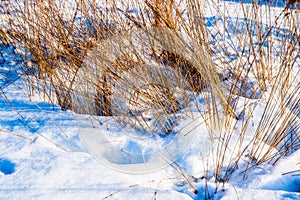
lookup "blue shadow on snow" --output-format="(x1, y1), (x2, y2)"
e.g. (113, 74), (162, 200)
(223, 0), (299, 8)
(0, 159), (15, 175)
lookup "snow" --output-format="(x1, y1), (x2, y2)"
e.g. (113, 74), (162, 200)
(0, 0), (299, 199)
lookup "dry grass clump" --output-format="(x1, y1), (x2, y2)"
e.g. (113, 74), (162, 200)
(0, 0), (118, 111)
(79, 23), (239, 134)
(1, 0), (233, 121)
(198, 0), (300, 192)
(0, 0), (299, 195)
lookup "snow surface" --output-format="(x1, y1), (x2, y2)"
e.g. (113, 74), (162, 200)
(0, 0), (299, 199)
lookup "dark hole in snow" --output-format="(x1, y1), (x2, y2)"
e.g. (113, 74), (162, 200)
(0, 159), (15, 175)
